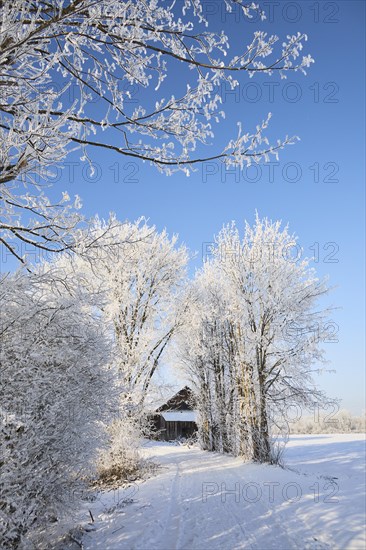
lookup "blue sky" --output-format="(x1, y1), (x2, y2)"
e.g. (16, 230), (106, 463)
(3, 1), (365, 413)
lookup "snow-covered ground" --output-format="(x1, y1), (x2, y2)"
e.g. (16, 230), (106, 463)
(78, 434), (365, 550)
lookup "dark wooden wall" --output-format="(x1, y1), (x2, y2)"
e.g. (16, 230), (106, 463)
(149, 414), (197, 441)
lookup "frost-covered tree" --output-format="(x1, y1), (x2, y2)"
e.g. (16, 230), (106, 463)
(180, 215), (335, 462)
(64, 216), (188, 409)
(0, 267), (115, 547)
(179, 266), (237, 453)
(35, 217), (188, 487)
(0, 0), (314, 261)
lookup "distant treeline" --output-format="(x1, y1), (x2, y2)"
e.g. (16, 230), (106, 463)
(287, 410), (366, 434)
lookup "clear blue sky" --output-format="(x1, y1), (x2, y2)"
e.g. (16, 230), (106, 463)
(3, 1), (365, 413)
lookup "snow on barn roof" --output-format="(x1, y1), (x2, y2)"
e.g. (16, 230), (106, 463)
(161, 410), (197, 422)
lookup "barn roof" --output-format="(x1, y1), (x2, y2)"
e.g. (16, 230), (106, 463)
(156, 386), (195, 412)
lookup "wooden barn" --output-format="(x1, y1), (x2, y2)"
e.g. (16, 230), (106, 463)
(149, 386), (197, 441)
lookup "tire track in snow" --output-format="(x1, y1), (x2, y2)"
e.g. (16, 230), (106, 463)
(172, 452), (258, 550)
(158, 461), (183, 550)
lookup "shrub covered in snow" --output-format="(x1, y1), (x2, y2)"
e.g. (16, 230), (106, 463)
(0, 270), (114, 547)
(97, 414), (143, 487)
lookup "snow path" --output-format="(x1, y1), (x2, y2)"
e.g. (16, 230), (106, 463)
(82, 434), (365, 550)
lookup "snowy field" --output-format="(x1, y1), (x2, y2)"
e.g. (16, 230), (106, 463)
(78, 434), (365, 550)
